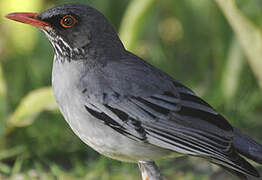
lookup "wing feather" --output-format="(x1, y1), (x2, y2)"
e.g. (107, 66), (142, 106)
(85, 89), (233, 156)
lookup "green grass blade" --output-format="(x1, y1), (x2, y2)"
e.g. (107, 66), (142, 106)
(0, 146), (26, 161)
(119, 0), (155, 51)
(222, 38), (244, 101)
(216, 0), (262, 89)
(0, 63), (7, 137)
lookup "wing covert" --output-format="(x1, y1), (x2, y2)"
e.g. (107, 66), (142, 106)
(83, 84), (234, 159)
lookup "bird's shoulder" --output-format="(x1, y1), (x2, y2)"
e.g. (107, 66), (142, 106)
(78, 52), (233, 133)
(78, 52), (188, 100)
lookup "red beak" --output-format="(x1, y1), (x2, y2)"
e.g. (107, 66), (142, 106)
(5, 12), (50, 29)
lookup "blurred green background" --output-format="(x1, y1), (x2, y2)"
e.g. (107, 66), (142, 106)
(0, 0), (262, 179)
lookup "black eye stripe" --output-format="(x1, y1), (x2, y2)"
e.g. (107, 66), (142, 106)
(41, 15), (62, 25)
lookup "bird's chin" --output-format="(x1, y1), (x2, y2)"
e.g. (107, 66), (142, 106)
(41, 27), (60, 43)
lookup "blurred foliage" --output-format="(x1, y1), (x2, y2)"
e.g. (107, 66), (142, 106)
(119, 0), (155, 50)
(221, 37), (244, 102)
(0, 0), (261, 179)
(217, 0), (262, 89)
(7, 87), (56, 130)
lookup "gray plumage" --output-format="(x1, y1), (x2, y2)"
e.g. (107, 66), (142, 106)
(10, 4), (262, 180)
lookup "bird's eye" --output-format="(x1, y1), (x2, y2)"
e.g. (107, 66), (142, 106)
(60, 15), (77, 28)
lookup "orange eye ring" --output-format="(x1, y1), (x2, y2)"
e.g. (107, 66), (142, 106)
(60, 15), (77, 28)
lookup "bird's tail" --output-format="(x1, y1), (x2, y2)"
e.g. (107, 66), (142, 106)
(233, 127), (262, 164)
(210, 147), (260, 180)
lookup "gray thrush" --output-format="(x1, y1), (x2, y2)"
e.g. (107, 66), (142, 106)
(5, 4), (262, 180)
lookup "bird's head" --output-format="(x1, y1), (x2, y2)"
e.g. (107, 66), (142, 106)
(6, 4), (125, 61)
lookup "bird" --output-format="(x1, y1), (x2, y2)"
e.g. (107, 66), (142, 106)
(5, 4), (262, 180)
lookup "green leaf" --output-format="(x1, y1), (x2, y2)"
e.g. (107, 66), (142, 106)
(7, 87), (57, 128)
(222, 38), (244, 101)
(0, 64), (6, 100)
(0, 63), (7, 137)
(216, 0), (262, 89)
(11, 155), (24, 175)
(0, 162), (11, 174)
(119, 0), (155, 51)
(0, 146), (26, 161)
